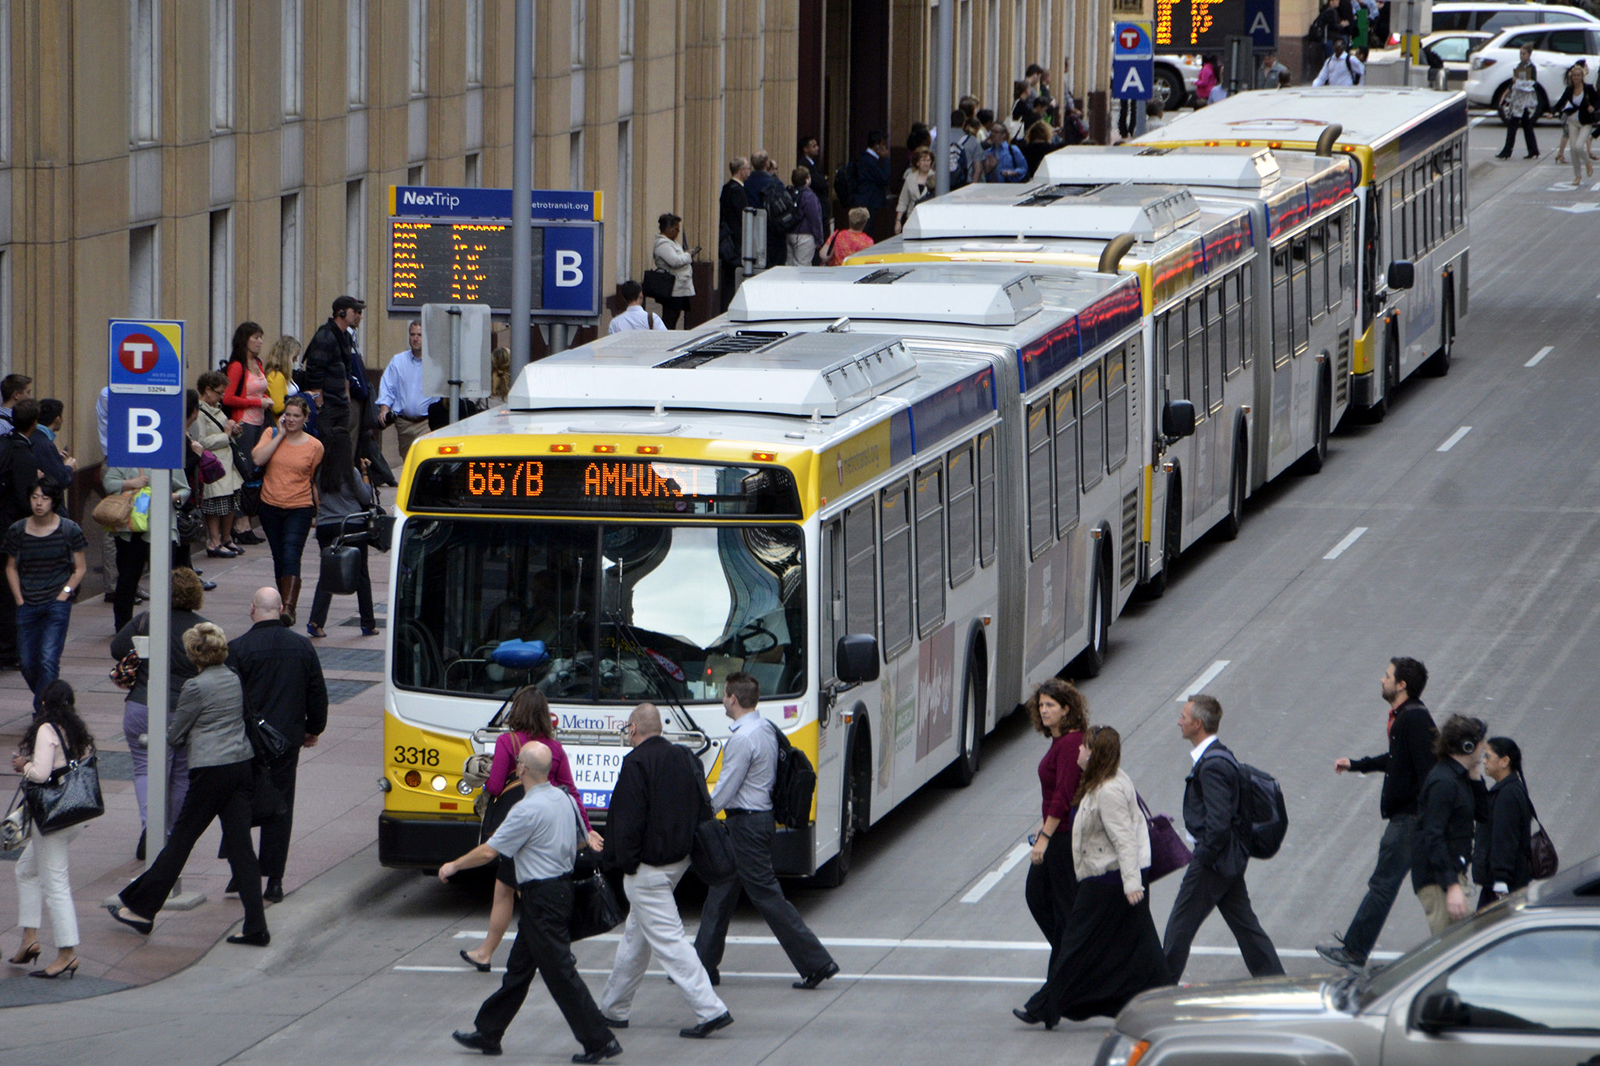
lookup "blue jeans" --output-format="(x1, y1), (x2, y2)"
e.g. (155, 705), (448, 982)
(1341, 813), (1416, 962)
(16, 598), (72, 702)
(257, 502), (317, 579)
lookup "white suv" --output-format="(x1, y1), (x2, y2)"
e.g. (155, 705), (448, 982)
(1464, 21), (1600, 121)
(1432, 2), (1599, 33)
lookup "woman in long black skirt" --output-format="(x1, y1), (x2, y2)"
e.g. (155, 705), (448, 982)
(1015, 726), (1171, 1027)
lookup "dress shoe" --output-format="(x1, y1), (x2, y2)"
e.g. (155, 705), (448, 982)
(1316, 944), (1365, 970)
(793, 960), (839, 990)
(451, 1030), (503, 1056)
(233, 529), (264, 545)
(678, 1011), (734, 1039)
(1012, 1007), (1057, 1030)
(361, 627), (381, 637)
(306, 623), (327, 638)
(263, 878), (285, 903)
(107, 904), (153, 935)
(30, 958), (78, 980)
(8, 942), (40, 966)
(201, 580), (218, 592)
(227, 930), (271, 947)
(599, 1016), (627, 1029)
(460, 949), (491, 972)
(571, 1040), (623, 1064)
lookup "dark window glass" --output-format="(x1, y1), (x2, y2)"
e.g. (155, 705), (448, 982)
(1239, 264), (1253, 368)
(1054, 384), (1081, 533)
(1026, 402), (1053, 556)
(1309, 224), (1329, 316)
(977, 430), (997, 566)
(1272, 246), (1292, 367)
(844, 500), (876, 640)
(1291, 235), (1310, 350)
(1443, 929), (1600, 1033)
(914, 465), (945, 635)
(879, 482), (913, 657)
(1206, 284), (1225, 407)
(1547, 28), (1588, 54)
(1078, 365), (1104, 490)
(1105, 345), (1129, 470)
(947, 445), (976, 587)
(1186, 294), (1206, 405)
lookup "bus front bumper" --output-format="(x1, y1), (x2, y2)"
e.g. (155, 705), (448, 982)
(379, 811), (483, 868)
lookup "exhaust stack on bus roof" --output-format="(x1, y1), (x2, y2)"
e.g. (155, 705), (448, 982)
(903, 181), (1200, 243)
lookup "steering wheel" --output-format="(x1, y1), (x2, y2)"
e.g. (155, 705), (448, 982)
(732, 621), (779, 657)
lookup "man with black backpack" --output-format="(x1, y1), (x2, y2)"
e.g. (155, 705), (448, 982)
(1163, 694), (1285, 982)
(693, 673), (837, 992)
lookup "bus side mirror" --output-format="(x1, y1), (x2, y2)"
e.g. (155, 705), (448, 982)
(836, 634), (880, 684)
(1387, 260), (1415, 290)
(1162, 399), (1196, 440)
(1414, 989), (1467, 1035)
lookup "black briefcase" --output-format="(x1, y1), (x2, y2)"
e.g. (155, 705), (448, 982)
(318, 513), (368, 596)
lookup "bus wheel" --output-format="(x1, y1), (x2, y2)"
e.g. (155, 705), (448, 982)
(814, 725), (868, 887)
(1422, 289), (1454, 377)
(1220, 430), (1248, 539)
(1070, 546), (1112, 678)
(939, 656), (984, 787)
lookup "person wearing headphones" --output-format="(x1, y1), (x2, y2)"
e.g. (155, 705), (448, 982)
(1411, 714), (1490, 937)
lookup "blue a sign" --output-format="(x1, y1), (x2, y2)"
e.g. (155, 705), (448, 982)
(390, 185), (601, 223)
(1246, 0), (1279, 48)
(1113, 58), (1155, 100)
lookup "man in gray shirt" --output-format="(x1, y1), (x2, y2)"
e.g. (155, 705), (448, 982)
(693, 673), (838, 989)
(441, 741), (621, 1063)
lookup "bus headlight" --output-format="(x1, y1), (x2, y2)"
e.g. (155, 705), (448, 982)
(456, 779), (475, 796)
(430, 774), (448, 791)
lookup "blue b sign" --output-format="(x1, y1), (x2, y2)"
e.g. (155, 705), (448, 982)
(542, 223), (603, 316)
(107, 318), (186, 468)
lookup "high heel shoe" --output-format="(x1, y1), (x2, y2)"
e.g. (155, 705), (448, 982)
(1012, 1007), (1058, 1030)
(107, 904), (154, 935)
(306, 623), (326, 638)
(30, 958), (78, 979)
(8, 942), (40, 966)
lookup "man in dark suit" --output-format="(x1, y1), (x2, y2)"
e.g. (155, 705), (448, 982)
(1163, 694), (1284, 981)
(798, 135), (828, 205)
(718, 157), (752, 312)
(1318, 657), (1437, 968)
(851, 131), (891, 211)
(226, 585), (329, 902)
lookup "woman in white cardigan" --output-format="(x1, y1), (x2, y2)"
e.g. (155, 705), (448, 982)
(1015, 725), (1171, 1027)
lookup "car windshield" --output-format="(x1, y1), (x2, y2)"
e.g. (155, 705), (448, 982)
(392, 519), (806, 703)
(1347, 896), (1518, 1008)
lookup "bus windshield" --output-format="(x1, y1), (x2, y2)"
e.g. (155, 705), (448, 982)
(392, 519), (806, 704)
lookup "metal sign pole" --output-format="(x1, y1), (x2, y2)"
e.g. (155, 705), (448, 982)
(447, 306), (462, 426)
(933, 0), (952, 198)
(146, 470), (173, 885)
(509, 0), (534, 376)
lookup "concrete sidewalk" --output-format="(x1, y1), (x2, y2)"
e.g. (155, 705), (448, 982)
(0, 527), (392, 1006)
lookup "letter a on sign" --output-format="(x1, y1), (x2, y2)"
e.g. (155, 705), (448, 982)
(1120, 67), (1146, 96)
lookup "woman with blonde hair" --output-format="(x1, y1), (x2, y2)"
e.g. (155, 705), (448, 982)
(1016, 725), (1169, 1027)
(484, 347), (512, 410)
(110, 622), (271, 946)
(1023, 677), (1089, 978)
(262, 335), (303, 426)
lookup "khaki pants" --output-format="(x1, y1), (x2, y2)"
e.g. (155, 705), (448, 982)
(396, 416), (430, 459)
(1416, 872), (1474, 937)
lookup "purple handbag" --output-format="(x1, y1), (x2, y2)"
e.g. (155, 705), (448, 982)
(1138, 793), (1193, 882)
(196, 448), (227, 485)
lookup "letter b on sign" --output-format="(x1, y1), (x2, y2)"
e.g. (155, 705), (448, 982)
(556, 250), (584, 288)
(129, 409), (163, 453)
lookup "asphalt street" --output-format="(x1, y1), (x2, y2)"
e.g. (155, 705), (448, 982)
(6, 116), (1600, 1065)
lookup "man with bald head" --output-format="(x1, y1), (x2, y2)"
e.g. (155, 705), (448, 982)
(443, 741), (620, 1062)
(225, 586), (328, 903)
(598, 703), (733, 1039)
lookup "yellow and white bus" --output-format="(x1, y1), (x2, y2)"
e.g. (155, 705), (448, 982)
(377, 264), (1147, 883)
(1135, 88), (1471, 419)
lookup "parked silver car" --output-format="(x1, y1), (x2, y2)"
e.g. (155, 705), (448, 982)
(1095, 854), (1600, 1065)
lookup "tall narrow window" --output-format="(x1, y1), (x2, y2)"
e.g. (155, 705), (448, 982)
(615, 122), (632, 284)
(209, 211), (233, 369)
(946, 444), (976, 587)
(1012, 0), (1026, 77)
(465, 0), (483, 86)
(1026, 400), (1053, 556)
(569, 131), (584, 191)
(407, 164), (425, 186)
(280, 195), (301, 338)
(210, 0), (234, 131)
(571, 0), (586, 65)
(465, 152), (481, 188)
(130, 225), (158, 319)
(1106, 343), (1130, 471)
(914, 465), (945, 635)
(281, 0), (302, 118)
(977, 429), (997, 566)
(345, 180), (365, 299)
(843, 501), (877, 642)
(408, 0), (427, 97)
(0, 0), (11, 162)
(1038, 0), (1052, 69)
(620, 0), (634, 58)
(1055, 381), (1081, 529)
(957, 0), (972, 98)
(347, 0), (367, 106)
(0, 248), (10, 376)
(130, 0), (159, 145)
(880, 482), (914, 657)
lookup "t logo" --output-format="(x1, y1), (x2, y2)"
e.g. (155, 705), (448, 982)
(119, 334), (158, 374)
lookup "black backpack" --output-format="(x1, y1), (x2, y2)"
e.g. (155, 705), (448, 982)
(763, 182), (803, 233)
(768, 720), (817, 828)
(1207, 748), (1289, 860)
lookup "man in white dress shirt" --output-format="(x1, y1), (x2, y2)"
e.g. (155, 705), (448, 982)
(608, 281), (666, 334)
(375, 320), (438, 459)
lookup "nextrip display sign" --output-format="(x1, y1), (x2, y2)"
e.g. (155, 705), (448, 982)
(106, 319), (185, 468)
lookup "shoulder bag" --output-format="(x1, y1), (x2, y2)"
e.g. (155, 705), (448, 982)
(683, 745), (737, 885)
(1138, 793), (1192, 883)
(244, 710), (293, 763)
(318, 511), (370, 596)
(642, 246), (676, 303)
(567, 799), (624, 941)
(1525, 778), (1559, 880)
(23, 736), (105, 834)
(92, 489), (137, 531)
(2, 783), (29, 851)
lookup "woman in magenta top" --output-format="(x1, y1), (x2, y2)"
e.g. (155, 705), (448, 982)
(222, 322), (273, 426)
(460, 686), (601, 971)
(1025, 678), (1089, 975)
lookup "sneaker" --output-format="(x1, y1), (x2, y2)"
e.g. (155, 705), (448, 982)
(1315, 944), (1365, 970)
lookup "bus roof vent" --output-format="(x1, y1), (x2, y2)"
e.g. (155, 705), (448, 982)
(509, 330), (919, 417)
(1037, 146), (1282, 190)
(653, 329), (787, 368)
(904, 181), (1201, 242)
(729, 264), (1043, 327)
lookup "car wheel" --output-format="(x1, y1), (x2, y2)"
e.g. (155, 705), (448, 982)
(1154, 66), (1186, 110)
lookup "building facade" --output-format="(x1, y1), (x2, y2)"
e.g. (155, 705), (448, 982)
(1, 0), (1112, 474)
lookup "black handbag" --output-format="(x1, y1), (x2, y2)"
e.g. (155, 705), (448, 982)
(565, 801), (624, 941)
(681, 746), (737, 885)
(318, 512), (369, 596)
(642, 268), (675, 303)
(23, 747), (105, 834)
(244, 711), (293, 762)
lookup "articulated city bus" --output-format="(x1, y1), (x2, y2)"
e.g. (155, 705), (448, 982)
(377, 265), (1146, 883)
(1135, 88), (1471, 419)
(850, 168), (1354, 593)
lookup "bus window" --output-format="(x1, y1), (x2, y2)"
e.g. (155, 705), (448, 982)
(1165, 306), (1187, 404)
(914, 464), (945, 636)
(1079, 364), (1105, 491)
(824, 518), (840, 680)
(1364, 188), (1382, 328)
(879, 481), (914, 658)
(1206, 284), (1225, 407)
(1391, 174), (1406, 261)
(1054, 382), (1082, 531)
(1105, 344), (1129, 471)
(1026, 400), (1054, 557)
(1186, 294), (1206, 407)
(946, 444), (976, 587)
(1272, 246), (1292, 368)
(1309, 225), (1328, 319)
(1238, 264), (1253, 368)
(843, 499), (877, 643)
(1291, 235), (1310, 352)
(977, 429), (997, 566)
(1328, 215), (1343, 307)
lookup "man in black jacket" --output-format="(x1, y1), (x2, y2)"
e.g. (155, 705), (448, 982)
(300, 295), (365, 437)
(226, 586), (329, 902)
(1318, 656), (1437, 968)
(1412, 714), (1489, 936)
(851, 131), (890, 211)
(1163, 695), (1284, 982)
(597, 703), (733, 1039)
(718, 158), (751, 312)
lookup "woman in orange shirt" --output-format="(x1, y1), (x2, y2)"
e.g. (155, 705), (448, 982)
(823, 207), (875, 266)
(250, 396), (324, 625)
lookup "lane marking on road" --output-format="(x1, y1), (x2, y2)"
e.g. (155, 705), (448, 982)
(1436, 426), (1473, 452)
(1525, 346), (1553, 367)
(961, 842), (1035, 904)
(1323, 526), (1368, 560)
(1175, 659), (1230, 702)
